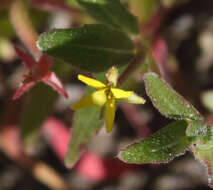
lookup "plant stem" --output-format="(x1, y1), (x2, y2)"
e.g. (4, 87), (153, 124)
(117, 50), (145, 87)
(10, 0), (41, 60)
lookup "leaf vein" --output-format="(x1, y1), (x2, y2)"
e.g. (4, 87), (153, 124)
(69, 43), (134, 55)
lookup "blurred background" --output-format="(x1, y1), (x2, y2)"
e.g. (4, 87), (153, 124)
(1, 0), (213, 189)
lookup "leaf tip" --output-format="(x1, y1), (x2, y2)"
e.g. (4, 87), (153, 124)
(36, 34), (43, 51)
(116, 150), (125, 162)
(36, 30), (51, 52)
(143, 72), (158, 79)
(64, 159), (75, 169)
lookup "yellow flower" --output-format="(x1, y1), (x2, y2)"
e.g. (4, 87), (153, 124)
(72, 68), (145, 132)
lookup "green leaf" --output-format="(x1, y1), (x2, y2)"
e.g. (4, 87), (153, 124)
(37, 24), (136, 72)
(78, 0), (139, 35)
(193, 126), (213, 188)
(118, 120), (190, 164)
(65, 0), (81, 8)
(0, 11), (15, 38)
(186, 120), (208, 137)
(65, 105), (103, 168)
(20, 62), (71, 147)
(20, 83), (58, 147)
(144, 72), (203, 120)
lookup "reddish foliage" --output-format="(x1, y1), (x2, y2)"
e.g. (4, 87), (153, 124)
(42, 117), (71, 161)
(13, 47), (68, 100)
(76, 151), (137, 181)
(151, 36), (168, 79)
(140, 7), (167, 36)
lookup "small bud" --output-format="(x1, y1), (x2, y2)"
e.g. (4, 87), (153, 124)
(106, 66), (118, 87)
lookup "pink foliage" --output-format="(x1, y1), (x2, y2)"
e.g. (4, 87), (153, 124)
(76, 152), (107, 181)
(76, 151), (137, 181)
(151, 36), (168, 78)
(13, 47), (68, 100)
(42, 117), (71, 161)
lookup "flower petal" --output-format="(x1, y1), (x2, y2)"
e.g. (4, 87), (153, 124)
(120, 93), (146, 104)
(92, 89), (107, 106)
(78, 74), (106, 89)
(111, 88), (133, 99)
(71, 94), (94, 110)
(105, 98), (115, 132)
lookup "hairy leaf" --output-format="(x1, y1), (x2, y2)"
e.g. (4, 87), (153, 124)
(144, 72), (203, 120)
(78, 0), (139, 35)
(186, 120), (208, 137)
(65, 105), (103, 168)
(118, 120), (190, 164)
(193, 126), (213, 188)
(37, 24), (136, 72)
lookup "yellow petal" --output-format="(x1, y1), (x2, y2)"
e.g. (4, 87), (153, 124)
(105, 98), (115, 132)
(92, 89), (107, 106)
(78, 74), (106, 89)
(111, 88), (133, 99)
(71, 94), (94, 110)
(120, 93), (146, 104)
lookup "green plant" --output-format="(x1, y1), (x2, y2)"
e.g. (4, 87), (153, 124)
(36, 0), (213, 188)
(1, 0), (213, 189)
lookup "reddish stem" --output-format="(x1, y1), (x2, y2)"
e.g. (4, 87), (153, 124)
(10, 0), (41, 60)
(117, 50), (144, 87)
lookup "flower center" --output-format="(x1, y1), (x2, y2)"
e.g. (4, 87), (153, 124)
(105, 87), (114, 100)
